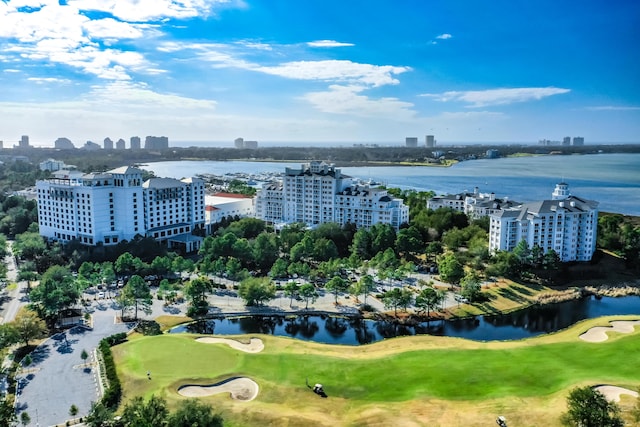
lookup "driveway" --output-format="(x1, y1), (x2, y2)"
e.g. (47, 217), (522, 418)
(15, 305), (132, 427)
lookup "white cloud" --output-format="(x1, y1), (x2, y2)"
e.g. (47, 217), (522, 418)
(256, 60), (411, 87)
(27, 77), (72, 84)
(585, 105), (640, 111)
(435, 33), (452, 40)
(306, 40), (354, 48)
(3, 69), (21, 73)
(422, 87), (570, 107)
(302, 85), (416, 120)
(66, 0), (232, 22)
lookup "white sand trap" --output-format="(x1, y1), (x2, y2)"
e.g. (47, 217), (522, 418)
(579, 320), (640, 342)
(195, 337), (264, 353)
(595, 385), (639, 402)
(178, 377), (259, 401)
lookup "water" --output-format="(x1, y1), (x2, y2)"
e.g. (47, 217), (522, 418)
(169, 295), (640, 345)
(143, 153), (640, 215)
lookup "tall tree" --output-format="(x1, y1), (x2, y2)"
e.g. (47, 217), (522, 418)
(167, 399), (223, 427)
(437, 252), (464, 284)
(121, 275), (152, 320)
(283, 281), (299, 308)
(325, 276), (348, 304)
(560, 386), (623, 427)
(299, 283), (318, 309)
(120, 395), (169, 427)
(415, 286), (444, 318)
(184, 276), (212, 317)
(29, 265), (80, 327)
(351, 274), (376, 306)
(382, 287), (413, 316)
(11, 309), (47, 347)
(238, 277), (275, 306)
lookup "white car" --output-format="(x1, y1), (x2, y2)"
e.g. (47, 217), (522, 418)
(97, 292), (105, 299)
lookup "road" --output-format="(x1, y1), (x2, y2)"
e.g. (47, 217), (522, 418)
(0, 240), (28, 324)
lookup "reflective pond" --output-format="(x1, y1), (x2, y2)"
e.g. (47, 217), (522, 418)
(169, 295), (640, 344)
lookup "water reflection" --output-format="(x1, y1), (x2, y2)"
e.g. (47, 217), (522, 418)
(169, 296), (640, 345)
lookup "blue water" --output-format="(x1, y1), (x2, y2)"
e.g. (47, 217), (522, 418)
(169, 296), (640, 345)
(143, 153), (640, 215)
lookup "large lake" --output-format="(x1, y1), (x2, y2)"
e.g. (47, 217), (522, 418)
(144, 153), (640, 215)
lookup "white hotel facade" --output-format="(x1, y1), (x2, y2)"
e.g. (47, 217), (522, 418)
(488, 183), (598, 262)
(255, 161), (408, 229)
(37, 166), (206, 252)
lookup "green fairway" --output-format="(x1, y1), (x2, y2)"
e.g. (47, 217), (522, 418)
(112, 315), (640, 426)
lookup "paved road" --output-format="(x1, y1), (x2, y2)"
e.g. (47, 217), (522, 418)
(0, 240), (28, 324)
(15, 306), (132, 427)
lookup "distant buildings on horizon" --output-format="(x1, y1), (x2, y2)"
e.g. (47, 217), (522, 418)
(5, 134), (170, 150)
(539, 136), (585, 146)
(234, 137), (258, 149)
(405, 135), (436, 147)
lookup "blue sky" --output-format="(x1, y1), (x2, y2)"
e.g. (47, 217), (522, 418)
(1, 0), (639, 147)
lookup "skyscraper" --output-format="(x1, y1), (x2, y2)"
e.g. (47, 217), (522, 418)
(405, 137), (418, 147)
(104, 137), (113, 150)
(19, 135), (29, 148)
(130, 136), (141, 150)
(572, 137), (584, 146)
(426, 135), (436, 147)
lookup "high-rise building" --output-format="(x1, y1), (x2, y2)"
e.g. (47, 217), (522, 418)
(234, 138), (244, 148)
(255, 161), (409, 230)
(145, 136), (169, 150)
(426, 135), (436, 147)
(562, 136), (571, 146)
(572, 137), (584, 146)
(130, 136), (141, 150)
(488, 182), (598, 262)
(116, 138), (126, 150)
(36, 166), (205, 252)
(54, 137), (75, 149)
(244, 140), (258, 149)
(103, 137), (113, 150)
(19, 135), (29, 148)
(405, 137), (418, 147)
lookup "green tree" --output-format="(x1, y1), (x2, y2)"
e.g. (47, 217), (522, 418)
(382, 287), (413, 316)
(415, 286), (444, 318)
(283, 281), (299, 308)
(167, 399), (223, 427)
(120, 395), (169, 427)
(0, 323), (19, 350)
(252, 232), (279, 271)
(0, 397), (15, 426)
(85, 401), (114, 427)
(114, 252), (143, 277)
(299, 283), (318, 309)
(269, 258), (289, 279)
(121, 275), (152, 320)
(28, 265), (79, 327)
(325, 276), (348, 304)
(238, 277), (275, 306)
(460, 271), (482, 302)
(351, 274), (376, 306)
(11, 309), (47, 347)
(12, 231), (46, 260)
(69, 404), (79, 417)
(20, 411), (30, 426)
(81, 349), (89, 363)
(437, 252), (464, 284)
(184, 276), (212, 317)
(543, 249), (561, 271)
(560, 386), (623, 427)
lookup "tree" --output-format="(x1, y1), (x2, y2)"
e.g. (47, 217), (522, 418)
(238, 277), (275, 306)
(167, 399), (223, 427)
(121, 275), (152, 320)
(382, 287), (413, 316)
(185, 276), (212, 317)
(85, 401), (114, 427)
(114, 252), (143, 277)
(299, 283), (318, 309)
(252, 232), (278, 271)
(543, 249), (561, 271)
(69, 404), (79, 417)
(120, 395), (169, 426)
(0, 397), (15, 426)
(81, 349), (89, 363)
(325, 276), (348, 304)
(415, 286), (444, 318)
(437, 252), (464, 284)
(460, 271), (482, 302)
(0, 323), (19, 350)
(561, 386), (623, 427)
(29, 265), (80, 327)
(283, 281), (299, 308)
(11, 309), (47, 347)
(351, 274), (376, 306)
(20, 411), (30, 426)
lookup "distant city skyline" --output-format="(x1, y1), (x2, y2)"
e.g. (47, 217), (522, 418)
(1, 1), (639, 146)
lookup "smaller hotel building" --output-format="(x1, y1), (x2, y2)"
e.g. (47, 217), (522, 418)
(488, 183), (598, 262)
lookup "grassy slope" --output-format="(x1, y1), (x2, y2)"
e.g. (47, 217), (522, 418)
(112, 315), (640, 427)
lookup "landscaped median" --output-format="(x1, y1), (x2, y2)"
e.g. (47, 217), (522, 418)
(111, 315), (640, 427)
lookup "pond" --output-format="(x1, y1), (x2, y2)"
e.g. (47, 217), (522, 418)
(169, 295), (640, 345)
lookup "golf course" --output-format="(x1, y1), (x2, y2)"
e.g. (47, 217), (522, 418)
(112, 315), (640, 426)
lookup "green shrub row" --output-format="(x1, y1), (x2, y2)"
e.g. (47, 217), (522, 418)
(98, 334), (126, 410)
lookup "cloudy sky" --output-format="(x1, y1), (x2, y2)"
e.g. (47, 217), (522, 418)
(1, 0), (639, 147)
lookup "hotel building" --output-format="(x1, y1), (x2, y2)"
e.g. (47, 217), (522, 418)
(428, 187), (520, 219)
(36, 166), (205, 252)
(255, 161), (408, 229)
(488, 183), (598, 262)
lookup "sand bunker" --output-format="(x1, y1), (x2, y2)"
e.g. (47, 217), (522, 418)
(195, 337), (264, 353)
(178, 377), (259, 401)
(595, 385), (639, 402)
(579, 320), (640, 343)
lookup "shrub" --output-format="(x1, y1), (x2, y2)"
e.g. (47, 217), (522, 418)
(134, 320), (161, 336)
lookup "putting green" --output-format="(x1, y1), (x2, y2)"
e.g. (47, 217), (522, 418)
(112, 315), (640, 427)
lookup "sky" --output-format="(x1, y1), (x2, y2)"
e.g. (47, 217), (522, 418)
(1, 0), (639, 147)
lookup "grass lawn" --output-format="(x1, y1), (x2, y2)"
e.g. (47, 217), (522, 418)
(112, 315), (640, 426)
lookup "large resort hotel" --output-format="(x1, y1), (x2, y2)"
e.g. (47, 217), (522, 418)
(36, 166), (206, 252)
(255, 161), (409, 230)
